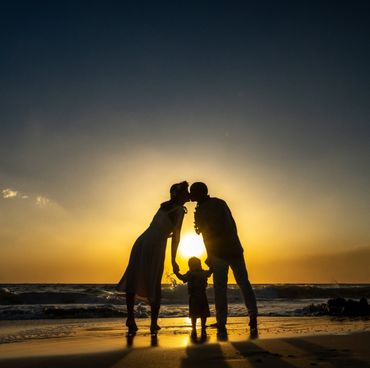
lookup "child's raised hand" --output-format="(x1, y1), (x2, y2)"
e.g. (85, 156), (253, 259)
(174, 270), (187, 282)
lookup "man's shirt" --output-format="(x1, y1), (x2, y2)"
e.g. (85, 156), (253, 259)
(194, 197), (244, 259)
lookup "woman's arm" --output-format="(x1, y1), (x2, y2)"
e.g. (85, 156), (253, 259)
(171, 207), (185, 273)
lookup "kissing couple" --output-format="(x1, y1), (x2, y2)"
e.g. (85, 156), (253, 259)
(117, 181), (258, 337)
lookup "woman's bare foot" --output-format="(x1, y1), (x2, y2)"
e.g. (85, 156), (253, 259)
(126, 318), (138, 333)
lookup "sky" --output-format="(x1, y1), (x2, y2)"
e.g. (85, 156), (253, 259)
(1, 0), (369, 283)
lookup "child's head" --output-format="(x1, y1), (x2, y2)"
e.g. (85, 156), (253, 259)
(188, 257), (202, 271)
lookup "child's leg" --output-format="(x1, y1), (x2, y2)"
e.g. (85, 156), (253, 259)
(200, 317), (207, 339)
(191, 317), (197, 330)
(201, 317), (207, 330)
(190, 317), (197, 339)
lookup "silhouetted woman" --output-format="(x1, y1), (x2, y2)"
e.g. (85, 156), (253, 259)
(117, 181), (189, 334)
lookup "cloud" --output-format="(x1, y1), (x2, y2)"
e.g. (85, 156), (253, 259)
(2, 188), (18, 198)
(2, 187), (50, 207)
(36, 195), (50, 207)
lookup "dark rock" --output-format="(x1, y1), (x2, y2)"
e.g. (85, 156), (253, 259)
(302, 297), (370, 316)
(328, 297), (370, 316)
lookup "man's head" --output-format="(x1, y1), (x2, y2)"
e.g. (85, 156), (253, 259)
(190, 182), (208, 202)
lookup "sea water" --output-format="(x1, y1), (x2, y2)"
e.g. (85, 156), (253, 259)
(1, 284), (369, 320)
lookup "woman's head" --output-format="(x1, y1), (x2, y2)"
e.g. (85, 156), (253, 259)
(170, 181), (190, 205)
(188, 257), (202, 271)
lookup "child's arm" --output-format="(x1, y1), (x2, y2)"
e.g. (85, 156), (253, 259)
(174, 270), (188, 283)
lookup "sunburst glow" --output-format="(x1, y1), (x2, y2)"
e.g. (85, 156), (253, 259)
(178, 233), (206, 259)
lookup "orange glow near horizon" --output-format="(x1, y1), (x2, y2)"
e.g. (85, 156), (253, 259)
(1, 159), (370, 284)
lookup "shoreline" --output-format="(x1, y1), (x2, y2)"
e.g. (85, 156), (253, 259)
(1, 316), (370, 344)
(1, 317), (370, 367)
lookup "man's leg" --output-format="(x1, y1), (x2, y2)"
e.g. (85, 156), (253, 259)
(230, 257), (258, 322)
(212, 256), (229, 328)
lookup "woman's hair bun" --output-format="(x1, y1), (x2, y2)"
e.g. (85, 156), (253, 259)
(170, 181), (189, 199)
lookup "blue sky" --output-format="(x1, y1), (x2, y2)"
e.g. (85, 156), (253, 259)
(1, 1), (369, 282)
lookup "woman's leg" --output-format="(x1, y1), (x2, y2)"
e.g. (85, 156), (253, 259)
(150, 281), (162, 333)
(126, 292), (137, 331)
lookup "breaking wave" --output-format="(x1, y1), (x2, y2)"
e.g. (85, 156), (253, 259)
(1, 284), (369, 320)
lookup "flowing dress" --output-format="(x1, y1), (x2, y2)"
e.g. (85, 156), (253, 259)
(117, 205), (186, 304)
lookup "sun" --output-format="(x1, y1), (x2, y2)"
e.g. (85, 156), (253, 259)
(178, 233), (206, 259)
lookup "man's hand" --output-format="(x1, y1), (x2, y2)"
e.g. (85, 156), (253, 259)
(205, 257), (213, 270)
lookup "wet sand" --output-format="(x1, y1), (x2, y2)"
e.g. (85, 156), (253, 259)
(0, 317), (369, 367)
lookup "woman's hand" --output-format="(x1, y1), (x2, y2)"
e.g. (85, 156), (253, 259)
(172, 260), (180, 274)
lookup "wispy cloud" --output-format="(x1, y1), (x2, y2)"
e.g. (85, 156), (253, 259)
(2, 188), (18, 199)
(2, 188), (51, 207)
(36, 196), (50, 207)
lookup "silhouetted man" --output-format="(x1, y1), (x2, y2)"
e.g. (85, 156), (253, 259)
(190, 182), (258, 335)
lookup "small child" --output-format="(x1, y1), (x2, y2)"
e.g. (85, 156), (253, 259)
(175, 257), (212, 337)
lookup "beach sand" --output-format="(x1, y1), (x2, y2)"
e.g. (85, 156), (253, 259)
(1, 317), (369, 367)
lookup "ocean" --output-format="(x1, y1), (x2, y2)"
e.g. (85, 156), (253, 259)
(1, 284), (369, 320)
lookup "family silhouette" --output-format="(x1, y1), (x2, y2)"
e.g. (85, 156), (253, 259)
(116, 181), (258, 340)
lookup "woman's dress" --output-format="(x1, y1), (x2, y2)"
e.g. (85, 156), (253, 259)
(117, 205), (185, 304)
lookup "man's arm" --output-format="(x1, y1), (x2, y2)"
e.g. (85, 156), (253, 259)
(205, 268), (213, 278)
(225, 203), (238, 233)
